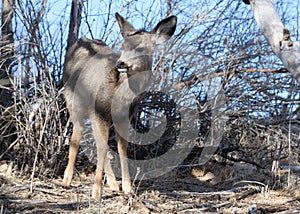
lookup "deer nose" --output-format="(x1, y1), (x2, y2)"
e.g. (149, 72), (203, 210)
(116, 61), (128, 73)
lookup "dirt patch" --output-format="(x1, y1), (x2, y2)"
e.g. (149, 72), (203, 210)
(1, 161), (300, 213)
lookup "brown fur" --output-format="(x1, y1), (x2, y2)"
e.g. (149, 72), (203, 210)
(62, 13), (177, 199)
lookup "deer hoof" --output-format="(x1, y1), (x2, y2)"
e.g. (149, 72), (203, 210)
(108, 182), (119, 191)
(122, 183), (132, 194)
(62, 176), (72, 187)
(92, 187), (101, 199)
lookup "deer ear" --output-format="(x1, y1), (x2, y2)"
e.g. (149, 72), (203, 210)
(115, 13), (136, 37)
(151, 15), (177, 44)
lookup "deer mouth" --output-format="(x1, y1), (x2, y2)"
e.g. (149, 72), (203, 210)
(116, 61), (130, 73)
(117, 68), (129, 73)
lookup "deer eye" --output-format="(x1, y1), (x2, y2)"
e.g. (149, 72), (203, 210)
(136, 48), (144, 52)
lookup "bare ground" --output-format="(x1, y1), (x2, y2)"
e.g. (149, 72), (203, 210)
(1, 160), (300, 214)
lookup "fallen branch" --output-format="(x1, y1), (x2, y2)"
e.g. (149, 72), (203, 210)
(2, 199), (89, 210)
(159, 185), (260, 198)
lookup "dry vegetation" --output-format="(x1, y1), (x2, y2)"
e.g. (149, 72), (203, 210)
(1, 0), (300, 213)
(1, 157), (300, 213)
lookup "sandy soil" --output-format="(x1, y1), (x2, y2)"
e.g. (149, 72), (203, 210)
(1, 161), (300, 214)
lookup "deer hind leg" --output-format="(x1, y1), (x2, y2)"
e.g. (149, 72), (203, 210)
(104, 155), (119, 191)
(62, 119), (84, 187)
(115, 132), (131, 193)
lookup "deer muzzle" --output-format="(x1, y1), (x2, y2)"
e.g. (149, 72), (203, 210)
(116, 61), (129, 73)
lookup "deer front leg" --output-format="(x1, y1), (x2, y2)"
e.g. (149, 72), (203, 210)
(62, 121), (83, 187)
(115, 132), (131, 193)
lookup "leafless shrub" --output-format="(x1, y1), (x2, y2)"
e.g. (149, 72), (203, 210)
(0, 0), (299, 191)
(0, 74), (69, 178)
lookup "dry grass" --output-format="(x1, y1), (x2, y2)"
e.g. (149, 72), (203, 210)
(1, 161), (300, 213)
(1, 74), (300, 213)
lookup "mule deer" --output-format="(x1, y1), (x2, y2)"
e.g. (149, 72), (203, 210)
(62, 13), (177, 199)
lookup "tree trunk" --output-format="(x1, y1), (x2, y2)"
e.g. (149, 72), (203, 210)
(0, 0), (15, 107)
(248, 0), (300, 83)
(65, 0), (83, 53)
